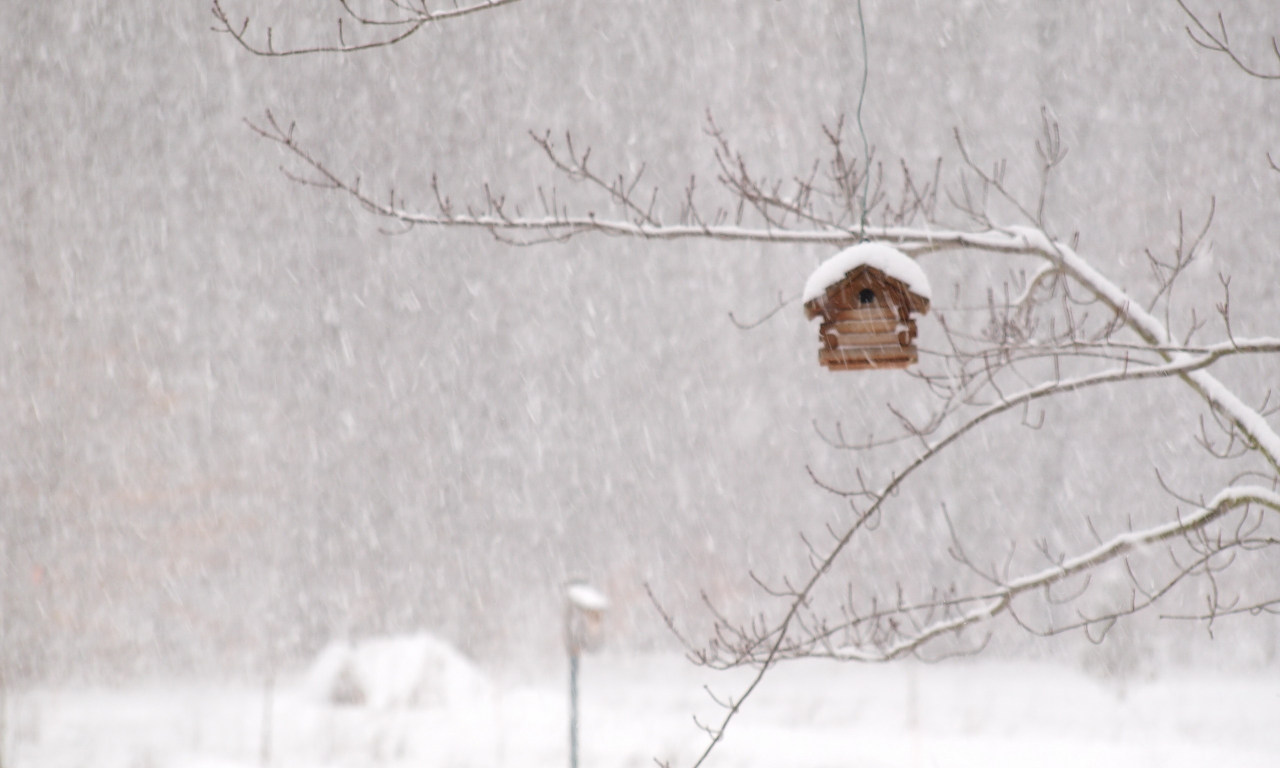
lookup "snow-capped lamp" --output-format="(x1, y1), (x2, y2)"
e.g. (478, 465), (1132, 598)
(802, 242), (932, 371)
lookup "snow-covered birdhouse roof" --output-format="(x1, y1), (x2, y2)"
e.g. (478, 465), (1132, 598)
(803, 242), (932, 320)
(566, 583), (609, 613)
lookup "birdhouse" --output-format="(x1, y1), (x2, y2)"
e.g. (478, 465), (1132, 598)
(564, 582), (609, 656)
(802, 242), (932, 371)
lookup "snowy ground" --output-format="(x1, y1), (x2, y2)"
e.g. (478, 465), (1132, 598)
(6, 653), (1279, 768)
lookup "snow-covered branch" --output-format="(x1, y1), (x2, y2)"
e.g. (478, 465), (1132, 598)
(835, 486), (1280, 662)
(997, 225), (1280, 473)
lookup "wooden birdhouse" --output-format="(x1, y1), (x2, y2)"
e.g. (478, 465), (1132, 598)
(564, 582), (609, 656)
(802, 243), (932, 371)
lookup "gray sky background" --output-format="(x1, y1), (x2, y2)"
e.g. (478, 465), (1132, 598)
(3, 1), (1278, 682)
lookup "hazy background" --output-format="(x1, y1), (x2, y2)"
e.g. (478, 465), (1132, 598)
(3, 0), (1278, 683)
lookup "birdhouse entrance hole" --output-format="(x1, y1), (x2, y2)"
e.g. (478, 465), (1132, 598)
(859, 288), (876, 305)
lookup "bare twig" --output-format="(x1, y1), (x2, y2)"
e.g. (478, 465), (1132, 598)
(211, 0), (524, 57)
(1178, 0), (1280, 80)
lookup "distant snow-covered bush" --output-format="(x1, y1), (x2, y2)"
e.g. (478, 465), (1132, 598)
(302, 633), (490, 709)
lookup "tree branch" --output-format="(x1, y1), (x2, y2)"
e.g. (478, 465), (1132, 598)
(1177, 0), (1280, 80)
(211, 0), (524, 57)
(835, 486), (1280, 661)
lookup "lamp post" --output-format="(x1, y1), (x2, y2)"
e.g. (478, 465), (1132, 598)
(564, 581), (608, 768)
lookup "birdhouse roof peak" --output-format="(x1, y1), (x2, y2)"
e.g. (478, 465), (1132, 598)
(803, 242), (932, 305)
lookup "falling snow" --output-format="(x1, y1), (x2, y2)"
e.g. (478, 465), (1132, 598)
(2, 1), (1279, 766)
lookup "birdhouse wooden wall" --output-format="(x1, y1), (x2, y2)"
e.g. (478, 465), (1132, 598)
(805, 267), (928, 371)
(566, 606), (606, 655)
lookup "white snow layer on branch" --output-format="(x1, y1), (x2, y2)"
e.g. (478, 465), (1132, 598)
(997, 226), (1280, 472)
(349, 182), (1279, 465)
(801, 242), (933, 303)
(835, 485), (1280, 662)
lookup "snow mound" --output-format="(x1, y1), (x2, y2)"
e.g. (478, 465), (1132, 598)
(803, 242), (932, 303)
(302, 632), (490, 709)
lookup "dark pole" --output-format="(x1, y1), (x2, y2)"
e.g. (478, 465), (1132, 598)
(569, 651), (580, 768)
(259, 667), (274, 766)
